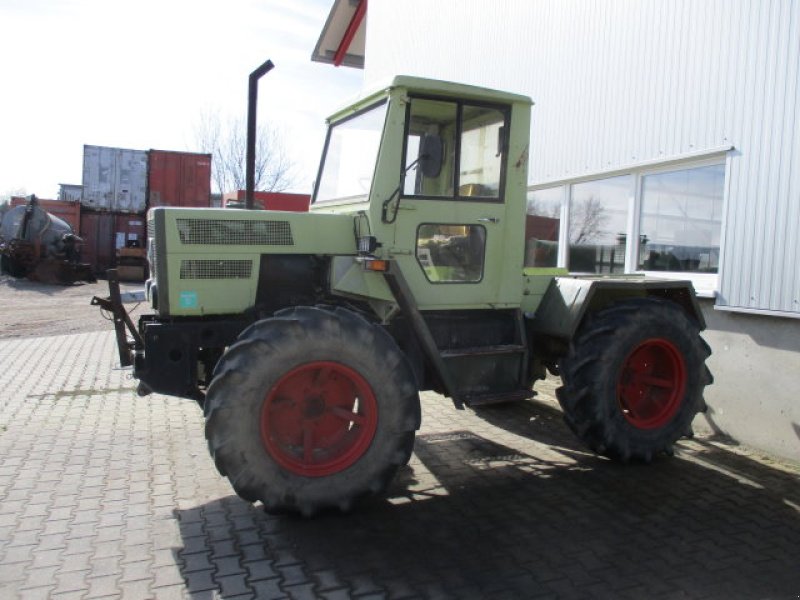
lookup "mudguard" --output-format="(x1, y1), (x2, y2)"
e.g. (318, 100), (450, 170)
(529, 276), (706, 340)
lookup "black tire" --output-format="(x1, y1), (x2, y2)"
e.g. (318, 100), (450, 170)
(557, 297), (713, 462)
(204, 305), (421, 516)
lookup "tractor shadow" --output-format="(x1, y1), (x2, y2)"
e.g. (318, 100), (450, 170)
(173, 400), (800, 599)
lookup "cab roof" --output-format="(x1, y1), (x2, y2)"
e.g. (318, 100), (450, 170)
(327, 75), (533, 123)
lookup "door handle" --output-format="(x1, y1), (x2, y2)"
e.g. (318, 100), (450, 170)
(477, 217), (500, 224)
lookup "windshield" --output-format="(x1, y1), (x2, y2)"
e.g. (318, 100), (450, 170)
(314, 101), (388, 203)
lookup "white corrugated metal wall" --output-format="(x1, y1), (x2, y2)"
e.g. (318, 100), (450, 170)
(364, 0), (800, 316)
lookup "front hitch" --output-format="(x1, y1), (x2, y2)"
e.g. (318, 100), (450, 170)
(91, 269), (144, 367)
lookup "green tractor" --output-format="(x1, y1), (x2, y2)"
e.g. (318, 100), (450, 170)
(96, 76), (712, 515)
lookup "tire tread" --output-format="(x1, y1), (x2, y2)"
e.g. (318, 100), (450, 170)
(557, 297), (712, 462)
(205, 306), (420, 515)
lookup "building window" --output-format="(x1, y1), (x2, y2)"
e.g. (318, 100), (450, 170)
(569, 175), (631, 274)
(638, 164), (725, 274)
(525, 187), (562, 267)
(528, 155), (726, 294)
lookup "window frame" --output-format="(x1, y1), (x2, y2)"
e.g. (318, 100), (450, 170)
(634, 157), (726, 296)
(311, 99), (389, 205)
(414, 222), (488, 284)
(528, 153), (729, 297)
(400, 95), (510, 204)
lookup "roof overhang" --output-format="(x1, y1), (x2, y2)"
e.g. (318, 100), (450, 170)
(312, 0), (367, 69)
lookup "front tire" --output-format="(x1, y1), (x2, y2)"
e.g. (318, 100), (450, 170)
(205, 306), (420, 515)
(557, 298), (712, 462)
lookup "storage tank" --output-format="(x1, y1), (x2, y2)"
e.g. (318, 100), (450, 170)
(11, 196), (81, 233)
(0, 198), (94, 283)
(82, 145), (147, 213)
(0, 202), (74, 257)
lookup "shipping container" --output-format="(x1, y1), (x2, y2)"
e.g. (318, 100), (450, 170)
(222, 190), (310, 212)
(82, 145), (147, 214)
(147, 150), (212, 209)
(113, 214), (146, 250)
(79, 211), (115, 275)
(10, 196), (81, 233)
(78, 211), (146, 275)
(58, 183), (83, 202)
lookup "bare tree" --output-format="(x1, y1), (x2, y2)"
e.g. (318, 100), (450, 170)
(569, 196), (608, 244)
(526, 196), (560, 218)
(193, 109), (295, 194)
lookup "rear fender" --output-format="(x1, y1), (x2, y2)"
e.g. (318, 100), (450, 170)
(529, 276), (705, 341)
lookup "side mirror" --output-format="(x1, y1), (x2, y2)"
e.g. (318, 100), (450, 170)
(419, 134), (443, 178)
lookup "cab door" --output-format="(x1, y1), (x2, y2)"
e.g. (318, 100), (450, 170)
(387, 96), (516, 310)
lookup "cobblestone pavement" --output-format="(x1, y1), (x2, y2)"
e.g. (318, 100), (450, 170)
(1, 331), (799, 599)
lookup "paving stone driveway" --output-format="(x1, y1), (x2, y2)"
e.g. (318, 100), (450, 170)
(1, 331), (799, 599)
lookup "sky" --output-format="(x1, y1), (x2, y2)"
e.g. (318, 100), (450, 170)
(0, 0), (364, 198)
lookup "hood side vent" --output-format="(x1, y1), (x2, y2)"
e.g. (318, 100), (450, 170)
(176, 218), (294, 245)
(180, 259), (253, 279)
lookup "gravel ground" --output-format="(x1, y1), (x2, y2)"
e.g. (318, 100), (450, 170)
(0, 274), (149, 339)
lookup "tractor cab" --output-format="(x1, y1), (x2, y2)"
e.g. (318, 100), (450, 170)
(312, 77), (533, 313)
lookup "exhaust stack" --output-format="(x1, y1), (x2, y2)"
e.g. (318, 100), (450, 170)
(246, 59), (275, 210)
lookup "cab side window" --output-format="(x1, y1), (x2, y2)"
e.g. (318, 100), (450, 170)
(459, 106), (505, 198)
(403, 99), (457, 197)
(403, 98), (508, 201)
(416, 224), (486, 283)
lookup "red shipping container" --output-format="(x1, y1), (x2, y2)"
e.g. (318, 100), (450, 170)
(222, 190), (310, 212)
(11, 197), (81, 233)
(148, 150), (212, 208)
(79, 211), (115, 275)
(78, 211), (146, 275)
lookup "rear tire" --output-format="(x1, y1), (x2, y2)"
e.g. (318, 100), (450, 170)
(205, 306), (420, 515)
(557, 298), (712, 462)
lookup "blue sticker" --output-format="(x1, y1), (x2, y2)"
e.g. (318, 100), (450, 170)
(179, 291), (198, 308)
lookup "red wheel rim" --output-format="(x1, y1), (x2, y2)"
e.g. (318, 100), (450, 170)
(260, 361), (378, 477)
(617, 338), (687, 429)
